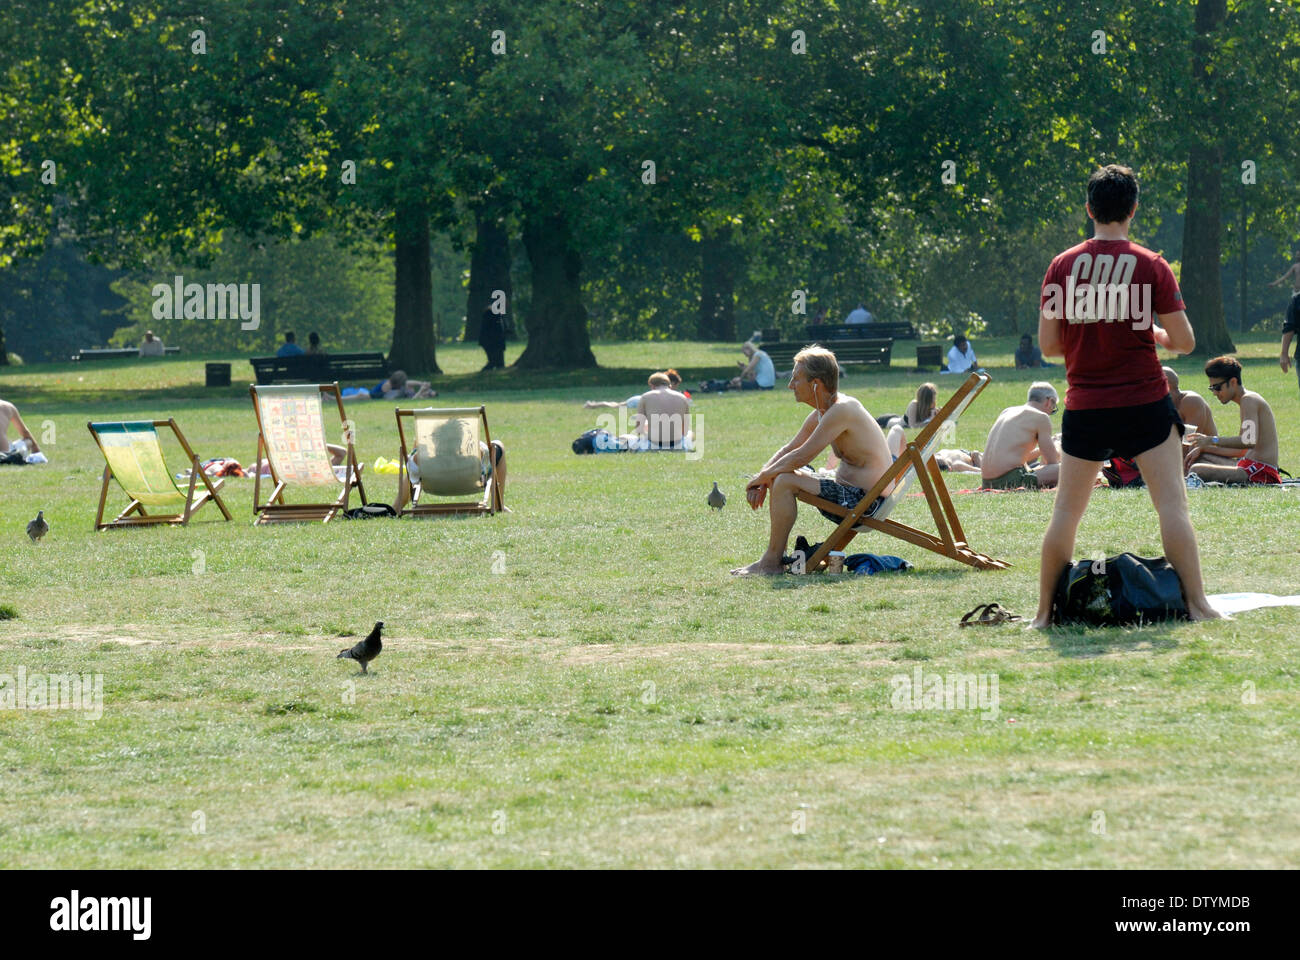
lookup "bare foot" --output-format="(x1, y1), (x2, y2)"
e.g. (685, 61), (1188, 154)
(1027, 616), (1052, 630)
(730, 558), (785, 576)
(1188, 602), (1227, 622)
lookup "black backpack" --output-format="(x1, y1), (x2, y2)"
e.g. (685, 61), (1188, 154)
(572, 429), (612, 454)
(1051, 552), (1187, 626)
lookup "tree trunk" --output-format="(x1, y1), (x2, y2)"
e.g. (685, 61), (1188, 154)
(1182, 0), (1234, 356)
(464, 212), (512, 343)
(698, 226), (738, 341)
(515, 212), (596, 369)
(389, 202), (440, 374)
(0, 323), (7, 365)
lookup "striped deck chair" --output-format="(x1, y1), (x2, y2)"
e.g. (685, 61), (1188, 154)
(250, 383), (366, 524)
(88, 419), (233, 530)
(394, 406), (502, 516)
(796, 372), (1009, 571)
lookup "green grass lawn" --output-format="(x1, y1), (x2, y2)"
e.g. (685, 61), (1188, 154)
(1, 335), (1298, 868)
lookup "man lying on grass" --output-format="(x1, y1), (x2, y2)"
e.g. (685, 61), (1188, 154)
(732, 345), (893, 576)
(1186, 356), (1281, 485)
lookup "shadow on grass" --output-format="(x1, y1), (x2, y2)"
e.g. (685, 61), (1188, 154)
(1041, 621), (1183, 658)
(766, 567), (967, 590)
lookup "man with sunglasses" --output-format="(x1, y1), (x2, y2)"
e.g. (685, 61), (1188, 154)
(1030, 164), (1220, 627)
(1186, 356), (1280, 485)
(980, 382), (1061, 489)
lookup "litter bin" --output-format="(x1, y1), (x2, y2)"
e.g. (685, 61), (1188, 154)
(916, 344), (944, 372)
(205, 362), (232, 387)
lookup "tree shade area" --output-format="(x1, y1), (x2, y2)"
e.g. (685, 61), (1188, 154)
(3, 0), (1300, 368)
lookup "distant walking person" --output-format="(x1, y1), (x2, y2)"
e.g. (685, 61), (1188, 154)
(479, 309), (507, 371)
(1031, 163), (1219, 627)
(1270, 250), (1300, 394)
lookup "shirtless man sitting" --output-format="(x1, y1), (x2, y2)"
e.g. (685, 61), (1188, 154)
(732, 346), (893, 575)
(1164, 366), (1234, 467)
(628, 372), (692, 449)
(1186, 356), (1281, 484)
(0, 398), (41, 456)
(980, 382), (1061, 489)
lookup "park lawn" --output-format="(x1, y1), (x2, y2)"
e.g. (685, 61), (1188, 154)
(1, 335), (1298, 868)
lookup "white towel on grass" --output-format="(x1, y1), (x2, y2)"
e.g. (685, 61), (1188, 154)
(1207, 593), (1300, 615)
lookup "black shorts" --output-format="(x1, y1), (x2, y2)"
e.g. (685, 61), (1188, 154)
(1061, 395), (1184, 463)
(1286, 293), (1300, 335)
(817, 478), (884, 523)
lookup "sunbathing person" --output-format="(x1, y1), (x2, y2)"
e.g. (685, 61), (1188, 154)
(251, 443), (347, 478)
(1186, 356), (1280, 484)
(585, 370), (690, 411)
(883, 382), (939, 457)
(0, 398), (41, 455)
(1163, 366), (1234, 467)
(344, 370), (437, 401)
(980, 382), (1061, 489)
(732, 345), (893, 575)
(625, 372), (692, 450)
(393, 432), (507, 512)
(699, 341), (776, 393)
(935, 448), (983, 473)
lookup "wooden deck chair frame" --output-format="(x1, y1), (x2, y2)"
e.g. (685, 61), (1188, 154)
(250, 382), (367, 524)
(795, 372), (1009, 571)
(88, 418), (233, 530)
(394, 405), (502, 517)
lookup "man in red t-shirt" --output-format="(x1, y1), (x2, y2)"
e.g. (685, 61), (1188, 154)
(1030, 164), (1220, 626)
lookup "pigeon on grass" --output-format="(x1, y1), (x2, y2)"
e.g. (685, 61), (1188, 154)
(707, 482), (726, 510)
(27, 511), (49, 542)
(337, 621), (383, 674)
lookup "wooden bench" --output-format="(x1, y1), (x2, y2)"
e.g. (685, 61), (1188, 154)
(763, 338), (893, 371)
(71, 347), (181, 361)
(249, 352), (389, 386)
(806, 321), (917, 340)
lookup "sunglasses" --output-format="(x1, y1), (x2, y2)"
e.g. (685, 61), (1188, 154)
(1208, 380), (1229, 392)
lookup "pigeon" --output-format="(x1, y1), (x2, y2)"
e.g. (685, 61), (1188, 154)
(27, 511), (48, 542)
(707, 482), (726, 510)
(337, 621), (383, 674)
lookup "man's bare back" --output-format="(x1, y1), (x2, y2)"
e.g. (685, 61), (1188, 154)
(982, 403), (1058, 481)
(635, 386), (692, 447)
(0, 399), (39, 454)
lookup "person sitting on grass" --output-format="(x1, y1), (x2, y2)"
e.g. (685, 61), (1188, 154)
(979, 382), (1061, 489)
(0, 397), (41, 457)
(883, 382), (939, 457)
(699, 341), (776, 393)
(625, 372), (693, 450)
(945, 334), (983, 374)
(1015, 333), (1053, 369)
(1185, 356), (1281, 485)
(585, 370), (690, 410)
(731, 345), (893, 576)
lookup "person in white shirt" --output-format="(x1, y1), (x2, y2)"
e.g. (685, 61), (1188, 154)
(845, 303), (872, 324)
(945, 335), (981, 374)
(138, 330), (165, 357)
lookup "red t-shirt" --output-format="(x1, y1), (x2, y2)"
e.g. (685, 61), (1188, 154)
(1039, 238), (1184, 409)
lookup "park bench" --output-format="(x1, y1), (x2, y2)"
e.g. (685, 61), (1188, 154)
(763, 337), (893, 371)
(248, 352), (389, 386)
(806, 321), (917, 340)
(71, 346), (181, 361)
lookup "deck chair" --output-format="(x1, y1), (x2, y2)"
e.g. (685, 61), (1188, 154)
(795, 372), (1009, 571)
(250, 382), (366, 524)
(88, 419), (233, 530)
(394, 406), (502, 516)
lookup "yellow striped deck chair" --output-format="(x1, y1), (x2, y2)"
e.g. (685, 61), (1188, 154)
(87, 419), (232, 530)
(796, 372), (1008, 571)
(250, 383), (366, 524)
(394, 406), (502, 516)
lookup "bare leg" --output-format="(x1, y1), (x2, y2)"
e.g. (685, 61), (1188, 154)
(492, 441), (507, 500)
(1033, 462), (1060, 488)
(327, 444), (346, 466)
(1190, 462), (1249, 483)
(731, 472), (821, 575)
(886, 423), (905, 459)
(1031, 452), (1101, 627)
(1136, 429), (1221, 621)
